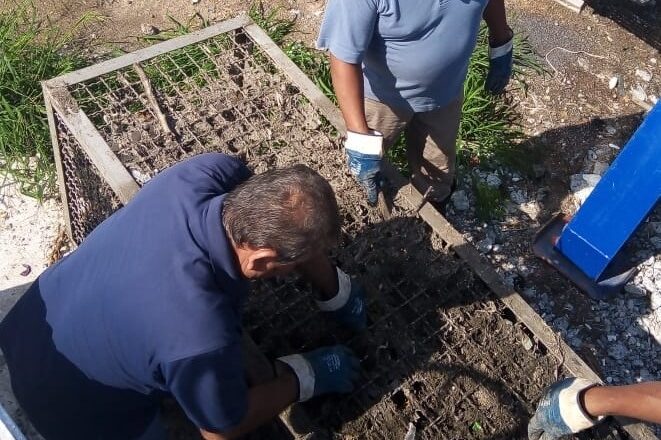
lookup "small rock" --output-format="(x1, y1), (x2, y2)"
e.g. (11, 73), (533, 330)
(141, 24), (159, 36)
(451, 190), (469, 211)
(608, 143), (620, 150)
(631, 84), (647, 102)
(592, 161), (609, 175)
(510, 189), (527, 205)
(191, 0), (200, 4)
(651, 95), (659, 105)
(624, 283), (646, 296)
(635, 68), (652, 82)
(570, 174), (601, 205)
(521, 334), (534, 351)
(605, 125), (617, 135)
(607, 334), (617, 342)
(477, 237), (494, 254)
(485, 173), (501, 188)
(130, 168), (151, 185)
(519, 201), (540, 221)
(608, 76), (618, 90)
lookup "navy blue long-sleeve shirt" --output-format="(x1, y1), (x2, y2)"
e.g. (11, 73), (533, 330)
(0, 153), (252, 439)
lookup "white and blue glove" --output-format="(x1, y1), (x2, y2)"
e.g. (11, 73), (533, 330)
(528, 377), (602, 440)
(278, 345), (361, 401)
(345, 130), (383, 206)
(315, 267), (367, 332)
(486, 31), (514, 94)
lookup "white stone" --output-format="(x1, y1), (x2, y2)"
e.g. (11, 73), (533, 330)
(608, 76), (618, 90)
(141, 23), (158, 35)
(191, 0), (200, 4)
(631, 84), (647, 102)
(451, 190), (469, 211)
(605, 125), (617, 135)
(651, 95), (659, 105)
(635, 68), (652, 82)
(518, 201), (541, 221)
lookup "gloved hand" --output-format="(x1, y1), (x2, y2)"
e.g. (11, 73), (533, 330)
(528, 377), (602, 440)
(315, 267), (367, 331)
(345, 130), (384, 206)
(486, 29), (514, 94)
(277, 345), (360, 401)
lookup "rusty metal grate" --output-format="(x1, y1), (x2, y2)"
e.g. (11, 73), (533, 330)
(42, 15), (643, 440)
(53, 112), (122, 243)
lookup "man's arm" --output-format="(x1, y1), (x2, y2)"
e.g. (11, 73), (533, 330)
(482, 0), (511, 45)
(582, 381), (661, 423)
(529, 378), (661, 440)
(200, 363), (298, 440)
(330, 54), (369, 134)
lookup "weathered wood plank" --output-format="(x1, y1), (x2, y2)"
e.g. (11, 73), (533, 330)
(46, 15), (251, 86)
(46, 84), (139, 204)
(42, 84), (74, 240)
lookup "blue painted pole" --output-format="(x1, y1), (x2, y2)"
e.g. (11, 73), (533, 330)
(556, 102), (661, 281)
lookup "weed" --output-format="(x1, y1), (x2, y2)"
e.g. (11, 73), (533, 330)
(470, 421), (484, 433)
(0, 2), (97, 197)
(248, 3), (295, 46)
(472, 176), (505, 222)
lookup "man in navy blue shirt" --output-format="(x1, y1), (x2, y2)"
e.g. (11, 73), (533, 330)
(0, 153), (363, 440)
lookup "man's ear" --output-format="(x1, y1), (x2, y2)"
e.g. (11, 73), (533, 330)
(246, 248), (279, 273)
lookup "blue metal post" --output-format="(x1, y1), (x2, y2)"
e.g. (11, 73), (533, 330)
(556, 102), (661, 281)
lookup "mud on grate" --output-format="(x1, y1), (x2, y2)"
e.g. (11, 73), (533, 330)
(44, 16), (631, 440)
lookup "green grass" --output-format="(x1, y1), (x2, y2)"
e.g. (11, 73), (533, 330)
(0, 3), (94, 198)
(472, 176), (505, 222)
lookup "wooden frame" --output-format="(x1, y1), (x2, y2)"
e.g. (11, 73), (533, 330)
(43, 14), (656, 440)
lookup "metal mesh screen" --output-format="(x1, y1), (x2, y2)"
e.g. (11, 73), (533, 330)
(49, 23), (628, 440)
(55, 112), (122, 244)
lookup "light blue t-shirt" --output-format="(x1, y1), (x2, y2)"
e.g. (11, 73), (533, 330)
(317, 0), (488, 112)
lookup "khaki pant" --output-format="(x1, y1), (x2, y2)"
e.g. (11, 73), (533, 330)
(365, 96), (463, 202)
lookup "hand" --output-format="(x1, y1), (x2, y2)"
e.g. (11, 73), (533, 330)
(277, 345), (360, 401)
(316, 268), (367, 331)
(344, 130), (383, 206)
(486, 28), (514, 94)
(528, 377), (601, 440)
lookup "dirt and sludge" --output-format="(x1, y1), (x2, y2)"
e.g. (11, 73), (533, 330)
(47, 24), (635, 440)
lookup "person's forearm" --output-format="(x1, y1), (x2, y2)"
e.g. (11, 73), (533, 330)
(582, 382), (661, 423)
(200, 363), (298, 440)
(330, 54), (369, 134)
(297, 252), (338, 301)
(483, 0), (511, 45)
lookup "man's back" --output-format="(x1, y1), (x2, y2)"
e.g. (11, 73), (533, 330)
(318, 0), (489, 112)
(0, 153), (251, 439)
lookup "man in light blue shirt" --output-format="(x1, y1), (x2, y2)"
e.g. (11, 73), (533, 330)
(318, 0), (514, 206)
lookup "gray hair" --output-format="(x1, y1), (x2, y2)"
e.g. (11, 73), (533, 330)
(222, 165), (340, 262)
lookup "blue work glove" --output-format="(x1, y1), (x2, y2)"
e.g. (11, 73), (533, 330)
(315, 267), (367, 331)
(528, 377), (602, 440)
(486, 30), (514, 94)
(345, 130), (384, 206)
(277, 345), (361, 401)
